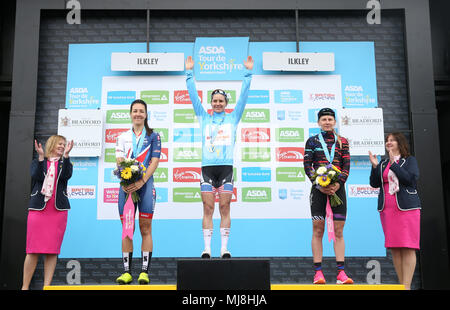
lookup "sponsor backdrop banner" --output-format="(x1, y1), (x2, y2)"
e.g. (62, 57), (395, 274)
(63, 40), (383, 258)
(57, 109), (103, 157)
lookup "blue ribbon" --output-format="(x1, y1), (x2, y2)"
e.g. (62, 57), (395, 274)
(318, 131), (337, 164)
(132, 127), (146, 159)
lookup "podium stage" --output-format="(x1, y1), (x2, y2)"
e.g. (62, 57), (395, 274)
(43, 258), (404, 290)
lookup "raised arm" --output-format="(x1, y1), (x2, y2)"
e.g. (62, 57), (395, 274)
(185, 56), (207, 120)
(232, 56), (254, 123)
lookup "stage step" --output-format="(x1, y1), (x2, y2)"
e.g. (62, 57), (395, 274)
(44, 284), (176, 290)
(271, 284), (405, 290)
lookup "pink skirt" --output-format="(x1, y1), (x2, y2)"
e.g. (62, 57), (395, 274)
(380, 183), (420, 250)
(26, 200), (68, 254)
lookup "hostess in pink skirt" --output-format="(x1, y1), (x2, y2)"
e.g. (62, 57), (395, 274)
(380, 163), (420, 250)
(26, 161), (68, 254)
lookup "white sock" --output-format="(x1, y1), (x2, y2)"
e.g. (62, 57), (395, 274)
(203, 229), (213, 251)
(220, 227), (230, 251)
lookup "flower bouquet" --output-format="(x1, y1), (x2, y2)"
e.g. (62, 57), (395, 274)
(113, 158), (146, 203)
(312, 163), (343, 207)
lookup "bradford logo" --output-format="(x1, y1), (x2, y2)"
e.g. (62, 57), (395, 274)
(173, 167), (202, 182)
(241, 128), (270, 142)
(60, 116), (70, 127)
(275, 147), (304, 162)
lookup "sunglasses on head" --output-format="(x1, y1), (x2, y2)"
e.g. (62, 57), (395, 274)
(211, 89), (228, 102)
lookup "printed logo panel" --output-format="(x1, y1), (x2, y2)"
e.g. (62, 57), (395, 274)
(241, 147), (271, 162)
(173, 109), (198, 123)
(173, 167), (202, 182)
(105, 128), (130, 144)
(173, 128), (202, 143)
(67, 185), (96, 199)
(153, 128), (169, 143)
(106, 110), (131, 124)
(153, 168), (168, 183)
(103, 187), (119, 203)
(275, 147), (304, 162)
(241, 128), (271, 142)
(173, 187), (202, 202)
(173, 147), (202, 162)
(174, 90), (202, 104)
(274, 90), (303, 104)
(242, 187), (272, 202)
(276, 167), (306, 182)
(275, 128), (304, 143)
(107, 91), (136, 105)
(247, 90), (270, 104)
(140, 90), (169, 104)
(241, 109), (270, 123)
(241, 167), (271, 182)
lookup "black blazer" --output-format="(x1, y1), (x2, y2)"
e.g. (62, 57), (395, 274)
(29, 157), (73, 211)
(369, 156), (421, 211)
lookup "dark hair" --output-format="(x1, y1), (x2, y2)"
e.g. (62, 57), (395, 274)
(386, 132), (410, 158)
(130, 99), (153, 135)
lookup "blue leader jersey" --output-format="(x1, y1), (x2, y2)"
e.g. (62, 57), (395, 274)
(185, 69), (252, 167)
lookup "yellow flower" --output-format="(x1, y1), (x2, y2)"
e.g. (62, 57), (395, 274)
(331, 165), (341, 174)
(317, 175), (331, 187)
(121, 167), (132, 180)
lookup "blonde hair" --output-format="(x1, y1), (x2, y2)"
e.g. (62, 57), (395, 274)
(45, 135), (66, 158)
(333, 129), (343, 149)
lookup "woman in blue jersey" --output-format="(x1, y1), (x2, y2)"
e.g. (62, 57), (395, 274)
(185, 55), (253, 258)
(115, 99), (161, 284)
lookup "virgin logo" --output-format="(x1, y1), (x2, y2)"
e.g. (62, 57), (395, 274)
(105, 128), (129, 143)
(160, 148), (169, 162)
(173, 167), (201, 182)
(174, 90), (202, 104)
(276, 147), (304, 162)
(241, 128), (270, 142)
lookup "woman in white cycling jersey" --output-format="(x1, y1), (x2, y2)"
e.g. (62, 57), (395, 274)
(185, 55), (253, 259)
(115, 99), (161, 285)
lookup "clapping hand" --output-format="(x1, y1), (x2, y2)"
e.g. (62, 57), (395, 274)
(34, 139), (44, 161)
(64, 140), (74, 158)
(368, 151), (378, 168)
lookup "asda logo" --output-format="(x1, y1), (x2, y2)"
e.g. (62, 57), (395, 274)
(241, 109), (270, 123)
(276, 167), (305, 182)
(173, 147), (202, 162)
(173, 187), (202, 202)
(275, 128), (304, 143)
(153, 168), (168, 183)
(106, 110), (131, 124)
(241, 147), (271, 162)
(174, 109), (198, 123)
(242, 187), (271, 202)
